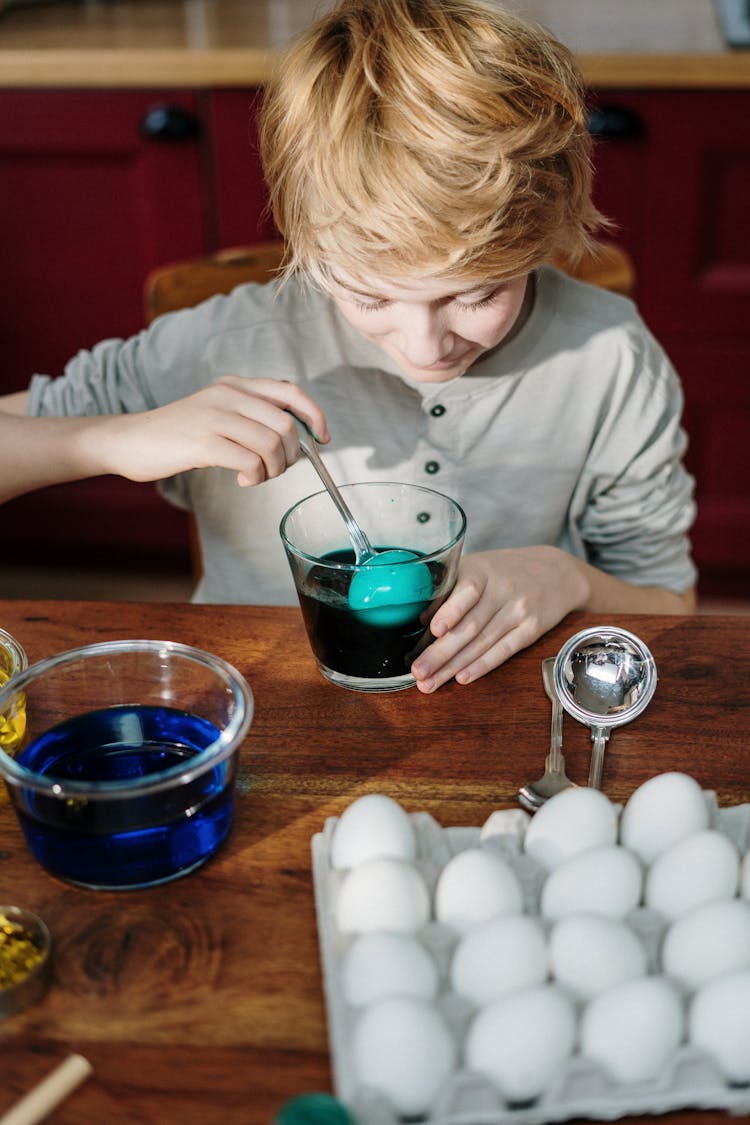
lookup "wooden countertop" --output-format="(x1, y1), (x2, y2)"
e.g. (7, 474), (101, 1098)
(0, 0), (748, 88)
(1, 600), (750, 1123)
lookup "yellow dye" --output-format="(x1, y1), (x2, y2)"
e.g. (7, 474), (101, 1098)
(0, 913), (44, 988)
(0, 667), (26, 756)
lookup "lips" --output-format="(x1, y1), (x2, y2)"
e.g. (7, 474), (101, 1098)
(409, 350), (475, 373)
(423, 359), (462, 371)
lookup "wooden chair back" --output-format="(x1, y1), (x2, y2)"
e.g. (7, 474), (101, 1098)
(145, 243), (286, 324)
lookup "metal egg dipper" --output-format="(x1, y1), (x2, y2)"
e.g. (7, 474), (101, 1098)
(552, 626), (658, 789)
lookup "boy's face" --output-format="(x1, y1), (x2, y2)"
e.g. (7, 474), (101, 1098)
(328, 269), (532, 383)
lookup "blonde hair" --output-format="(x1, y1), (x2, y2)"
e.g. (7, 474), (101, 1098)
(259, 0), (606, 289)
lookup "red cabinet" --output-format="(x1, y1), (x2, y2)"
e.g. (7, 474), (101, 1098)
(207, 89), (277, 248)
(590, 90), (750, 597)
(0, 88), (272, 569)
(0, 90), (211, 386)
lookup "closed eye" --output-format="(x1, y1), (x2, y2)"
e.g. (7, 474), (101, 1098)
(455, 287), (504, 312)
(352, 298), (390, 312)
(347, 283), (507, 313)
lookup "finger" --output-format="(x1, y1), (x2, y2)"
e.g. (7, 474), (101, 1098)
(428, 575), (484, 638)
(179, 401), (293, 481)
(204, 386), (301, 470)
(412, 603), (522, 691)
(453, 622), (533, 685)
(180, 434), (267, 485)
(216, 377), (330, 444)
(413, 628), (516, 693)
(208, 414), (294, 480)
(414, 595), (499, 678)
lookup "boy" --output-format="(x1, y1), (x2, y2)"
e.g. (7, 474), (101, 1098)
(0, 0), (696, 693)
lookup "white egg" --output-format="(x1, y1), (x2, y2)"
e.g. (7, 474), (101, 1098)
(740, 849), (750, 899)
(661, 898), (750, 991)
(465, 985), (576, 1104)
(689, 970), (750, 1084)
(434, 848), (522, 935)
(523, 787), (618, 871)
(450, 914), (547, 1006)
(580, 976), (684, 1084)
(341, 931), (439, 1007)
(480, 807), (531, 843)
(335, 857), (430, 935)
(620, 772), (709, 865)
(540, 845), (643, 922)
(549, 913), (648, 1001)
(645, 829), (740, 920)
(352, 996), (456, 1116)
(330, 793), (416, 870)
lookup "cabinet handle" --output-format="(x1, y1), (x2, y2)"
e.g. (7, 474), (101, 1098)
(140, 104), (200, 142)
(587, 104), (645, 142)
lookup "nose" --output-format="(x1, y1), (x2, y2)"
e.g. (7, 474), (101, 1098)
(397, 307), (454, 367)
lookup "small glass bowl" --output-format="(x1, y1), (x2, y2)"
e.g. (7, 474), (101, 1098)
(0, 905), (52, 1019)
(0, 628), (28, 681)
(0, 640), (254, 890)
(0, 628), (28, 756)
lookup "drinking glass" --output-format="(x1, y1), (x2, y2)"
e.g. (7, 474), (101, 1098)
(281, 482), (466, 692)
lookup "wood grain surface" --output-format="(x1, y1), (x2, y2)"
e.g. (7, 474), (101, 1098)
(0, 600), (749, 1124)
(0, 0), (748, 88)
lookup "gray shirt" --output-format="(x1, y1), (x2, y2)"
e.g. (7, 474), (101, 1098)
(28, 266), (697, 604)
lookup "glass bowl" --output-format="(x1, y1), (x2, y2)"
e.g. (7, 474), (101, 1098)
(0, 640), (253, 890)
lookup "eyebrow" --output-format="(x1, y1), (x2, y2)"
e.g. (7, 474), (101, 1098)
(329, 272), (501, 301)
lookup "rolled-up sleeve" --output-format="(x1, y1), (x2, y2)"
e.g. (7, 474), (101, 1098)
(28, 333), (157, 417)
(25, 293), (238, 420)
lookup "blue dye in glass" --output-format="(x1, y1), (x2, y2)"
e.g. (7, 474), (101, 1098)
(14, 704), (234, 889)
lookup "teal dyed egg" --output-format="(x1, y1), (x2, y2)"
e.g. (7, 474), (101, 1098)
(347, 549), (433, 627)
(274, 1093), (355, 1125)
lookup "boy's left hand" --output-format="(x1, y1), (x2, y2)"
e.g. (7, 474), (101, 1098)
(410, 546), (587, 693)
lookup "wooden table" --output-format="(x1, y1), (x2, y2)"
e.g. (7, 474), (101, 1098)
(0, 600), (748, 1124)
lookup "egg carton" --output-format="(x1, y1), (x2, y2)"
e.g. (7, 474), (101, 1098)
(310, 794), (750, 1125)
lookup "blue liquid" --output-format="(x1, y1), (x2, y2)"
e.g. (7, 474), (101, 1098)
(14, 705), (235, 889)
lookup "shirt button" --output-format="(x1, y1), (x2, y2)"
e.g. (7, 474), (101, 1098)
(425, 460), (440, 475)
(430, 404), (446, 417)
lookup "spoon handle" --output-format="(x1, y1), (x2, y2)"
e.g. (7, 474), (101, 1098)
(549, 695), (564, 772)
(588, 728), (610, 789)
(542, 658), (564, 772)
(293, 418), (374, 564)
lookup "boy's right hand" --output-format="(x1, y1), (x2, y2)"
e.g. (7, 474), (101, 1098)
(99, 376), (330, 486)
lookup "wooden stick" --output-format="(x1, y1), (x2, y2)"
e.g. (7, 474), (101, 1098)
(0, 1054), (93, 1125)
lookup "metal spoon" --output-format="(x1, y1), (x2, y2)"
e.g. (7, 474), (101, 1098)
(517, 658), (577, 811)
(553, 626), (657, 790)
(294, 417), (374, 564)
(293, 418), (432, 615)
